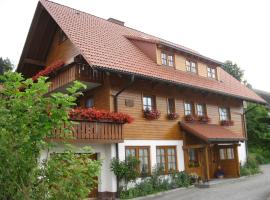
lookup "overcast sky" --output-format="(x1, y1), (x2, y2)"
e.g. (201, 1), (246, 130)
(0, 0), (269, 91)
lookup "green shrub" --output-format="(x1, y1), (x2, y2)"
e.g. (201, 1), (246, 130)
(119, 169), (192, 199)
(240, 156), (261, 176)
(171, 171), (191, 188)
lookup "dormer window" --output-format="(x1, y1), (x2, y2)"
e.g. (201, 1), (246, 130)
(207, 66), (217, 79)
(186, 60), (197, 73)
(161, 52), (174, 67)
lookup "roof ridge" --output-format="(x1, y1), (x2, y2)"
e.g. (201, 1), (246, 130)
(39, 0), (199, 55)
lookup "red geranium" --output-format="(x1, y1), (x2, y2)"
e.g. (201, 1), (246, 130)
(167, 112), (179, 120)
(32, 60), (65, 81)
(184, 114), (195, 122)
(143, 109), (160, 120)
(69, 108), (133, 124)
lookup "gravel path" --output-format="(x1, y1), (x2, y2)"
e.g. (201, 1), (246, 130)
(143, 165), (270, 200)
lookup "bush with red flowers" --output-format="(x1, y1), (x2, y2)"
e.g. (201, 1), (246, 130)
(167, 112), (179, 120)
(220, 120), (234, 126)
(143, 109), (161, 120)
(32, 60), (65, 81)
(184, 114), (195, 122)
(197, 115), (210, 123)
(69, 108), (133, 124)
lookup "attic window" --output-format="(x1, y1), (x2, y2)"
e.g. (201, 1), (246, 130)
(59, 30), (67, 44)
(161, 52), (174, 67)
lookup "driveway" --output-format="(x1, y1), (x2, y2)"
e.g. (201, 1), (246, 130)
(145, 165), (270, 200)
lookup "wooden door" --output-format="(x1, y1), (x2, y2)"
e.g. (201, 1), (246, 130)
(89, 153), (98, 198)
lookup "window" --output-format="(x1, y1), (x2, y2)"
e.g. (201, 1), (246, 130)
(207, 66), (216, 79)
(188, 149), (200, 167)
(156, 146), (177, 174)
(219, 107), (230, 121)
(186, 60), (197, 73)
(161, 52), (174, 67)
(167, 98), (175, 114)
(168, 55), (174, 67)
(184, 102), (193, 116)
(196, 104), (206, 116)
(161, 52), (167, 65)
(219, 147), (234, 160)
(125, 146), (150, 175)
(85, 97), (94, 108)
(143, 95), (155, 111)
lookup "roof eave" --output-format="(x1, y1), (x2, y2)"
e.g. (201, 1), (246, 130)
(93, 64), (266, 104)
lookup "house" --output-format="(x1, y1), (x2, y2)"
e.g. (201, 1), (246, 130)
(16, 0), (266, 199)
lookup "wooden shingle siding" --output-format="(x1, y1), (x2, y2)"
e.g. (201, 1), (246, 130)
(109, 75), (244, 140)
(46, 29), (80, 66)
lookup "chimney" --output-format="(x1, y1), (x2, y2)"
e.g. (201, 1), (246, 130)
(107, 18), (125, 26)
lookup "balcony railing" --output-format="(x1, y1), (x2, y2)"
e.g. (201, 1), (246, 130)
(50, 120), (123, 143)
(48, 63), (103, 92)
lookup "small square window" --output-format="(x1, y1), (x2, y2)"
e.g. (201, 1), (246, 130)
(196, 104), (206, 116)
(143, 96), (155, 111)
(219, 107), (230, 121)
(167, 98), (175, 114)
(207, 66), (216, 79)
(184, 102), (193, 116)
(85, 97), (94, 108)
(161, 52), (174, 67)
(186, 60), (197, 73)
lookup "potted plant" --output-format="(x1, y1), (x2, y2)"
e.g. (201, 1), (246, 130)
(167, 112), (179, 120)
(215, 165), (225, 179)
(143, 109), (161, 120)
(220, 120), (234, 126)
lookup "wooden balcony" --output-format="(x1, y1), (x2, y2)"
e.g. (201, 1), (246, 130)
(48, 63), (103, 92)
(50, 120), (124, 143)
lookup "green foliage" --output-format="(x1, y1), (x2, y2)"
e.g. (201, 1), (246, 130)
(119, 167), (192, 199)
(240, 156), (261, 176)
(0, 72), (100, 200)
(32, 148), (101, 200)
(111, 156), (140, 183)
(223, 60), (244, 81)
(0, 57), (13, 72)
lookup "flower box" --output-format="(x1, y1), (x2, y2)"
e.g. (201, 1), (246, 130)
(167, 112), (179, 120)
(69, 108), (133, 124)
(184, 114), (195, 122)
(143, 109), (160, 120)
(32, 60), (65, 81)
(196, 115), (210, 123)
(220, 120), (234, 126)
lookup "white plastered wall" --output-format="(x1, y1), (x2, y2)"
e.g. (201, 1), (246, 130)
(118, 140), (185, 171)
(40, 143), (117, 193)
(238, 141), (247, 165)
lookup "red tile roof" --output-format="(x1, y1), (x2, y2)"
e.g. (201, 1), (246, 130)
(39, 0), (265, 104)
(180, 122), (245, 142)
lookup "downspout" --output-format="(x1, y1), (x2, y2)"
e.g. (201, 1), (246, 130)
(113, 75), (135, 197)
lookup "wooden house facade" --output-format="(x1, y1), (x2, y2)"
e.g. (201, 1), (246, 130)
(17, 1), (266, 199)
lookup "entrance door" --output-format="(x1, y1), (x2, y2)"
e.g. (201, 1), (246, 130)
(218, 146), (239, 178)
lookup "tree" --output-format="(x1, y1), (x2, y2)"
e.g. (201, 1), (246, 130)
(246, 103), (270, 146)
(0, 72), (101, 199)
(223, 60), (244, 81)
(0, 57), (13, 73)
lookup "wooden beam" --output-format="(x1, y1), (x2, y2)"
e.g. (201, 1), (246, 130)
(182, 144), (206, 149)
(205, 146), (210, 181)
(23, 58), (45, 67)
